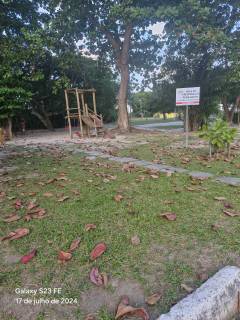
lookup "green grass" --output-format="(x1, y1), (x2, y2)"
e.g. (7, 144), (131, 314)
(117, 133), (240, 176)
(130, 117), (181, 126)
(1, 147), (240, 319)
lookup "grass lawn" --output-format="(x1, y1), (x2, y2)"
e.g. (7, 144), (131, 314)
(1, 145), (240, 319)
(130, 117), (181, 126)
(117, 132), (240, 176)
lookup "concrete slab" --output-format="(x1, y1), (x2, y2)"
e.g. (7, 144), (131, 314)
(158, 266), (240, 320)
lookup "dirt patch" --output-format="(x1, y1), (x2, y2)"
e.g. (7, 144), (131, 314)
(79, 277), (146, 316)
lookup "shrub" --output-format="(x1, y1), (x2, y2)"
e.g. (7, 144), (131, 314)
(199, 119), (237, 157)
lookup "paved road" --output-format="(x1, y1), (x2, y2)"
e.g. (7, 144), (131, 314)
(134, 121), (183, 130)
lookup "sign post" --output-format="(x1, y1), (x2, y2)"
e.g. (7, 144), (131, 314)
(176, 87), (200, 148)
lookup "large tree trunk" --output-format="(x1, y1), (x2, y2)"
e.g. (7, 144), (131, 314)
(104, 24), (132, 132)
(117, 64), (129, 131)
(32, 109), (54, 131)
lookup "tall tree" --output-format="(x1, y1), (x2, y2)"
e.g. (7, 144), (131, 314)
(158, 0), (240, 129)
(0, 0), (47, 136)
(49, 0), (166, 131)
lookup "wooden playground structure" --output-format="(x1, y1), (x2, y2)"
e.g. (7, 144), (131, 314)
(64, 88), (104, 138)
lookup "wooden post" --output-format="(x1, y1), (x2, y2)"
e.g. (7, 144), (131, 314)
(81, 93), (85, 116)
(85, 103), (90, 137)
(64, 90), (72, 139)
(76, 89), (83, 137)
(92, 90), (97, 114)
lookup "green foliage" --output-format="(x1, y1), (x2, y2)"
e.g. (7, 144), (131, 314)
(199, 119), (237, 154)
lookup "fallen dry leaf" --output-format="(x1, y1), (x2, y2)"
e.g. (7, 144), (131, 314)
(14, 199), (23, 210)
(115, 296), (149, 320)
(150, 174), (159, 179)
(131, 235), (140, 246)
(3, 213), (21, 223)
(20, 249), (37, 264)
(57, 196), (69, 202)
(122, 163), (135, 173)
(114, 194), (123, 202)
(223, 210), (240, 217)
(85, 224), (97, 231)
(89, 267), (108, 287)
(1, 228), (29, 241)
(223, 202), (234, 209)
(160, 212), (177, 221)
(214, 196), (226, 201)
(90, 242), (107, 260)
(181, 283), (194, 293)
(43, 192), (54, 197)
(58, 250), (72, 262)
(27, 201), (38, 211)
(146, 293), (161, 305)
(69, 238), (81, 252)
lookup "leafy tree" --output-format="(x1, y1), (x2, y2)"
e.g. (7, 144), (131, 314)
(49, 0), (167, 131)
(157, 0), (240, 130)
(129, 91), (152, 117)
(0, 0), (47, 136)
(149, 81), (176, 118)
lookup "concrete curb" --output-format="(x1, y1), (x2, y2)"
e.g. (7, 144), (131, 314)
(157, 266), (240, 320)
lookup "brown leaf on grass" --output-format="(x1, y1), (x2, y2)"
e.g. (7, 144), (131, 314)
(181, 283), (194, 293)
(115, 296), (149, 320)
(43, 192), (54, 198)
(186, 187), (196, 192)
(214, 196), (226, 201)
(85, 224), (96, 232)
(57, 196), (69, 202)
(122, 163), (136, 173)
(1, 228), (29, 241)
(58, 250), (72, 262)
(146, 293), (161, 305)
(90, 243), (107, 260)
(131, 235), (140, 246)
(160, 212), (177, 221)
(223, 202), (234, 209)
(46, 178), (56, 184)
(14, 199), (23, 210)
(114, 194), (123, 202)
(28, 192), (37, 196)
(56, 176), (68, 181)
(69, 238), (81, 252)
(3, 213), (21, 223)
(24, 208), (47, 221)
(72, 189), (80, 195)
(163, 200), (174, 205)
(20, 249), (37, 264)
(150, 174), (159, 179)
(223, 210), (240, 217)
(89, 267), (108, 287)
(27, 201), (38, 211)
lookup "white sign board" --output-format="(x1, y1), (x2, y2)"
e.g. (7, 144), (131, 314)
(176, 87), (200, 106)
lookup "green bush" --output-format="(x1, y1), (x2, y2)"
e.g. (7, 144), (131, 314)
(199, 119), (237, 157)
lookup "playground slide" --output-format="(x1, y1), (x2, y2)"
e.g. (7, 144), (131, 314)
(82, 115), (102, 128)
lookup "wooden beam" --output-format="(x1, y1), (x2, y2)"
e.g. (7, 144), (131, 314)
(92, 91), (97, 114)
(76, 89), (83, 137)
(64, 89), (72, 139)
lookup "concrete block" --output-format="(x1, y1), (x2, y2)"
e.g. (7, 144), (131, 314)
(158, 266), (240, 320)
